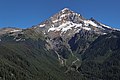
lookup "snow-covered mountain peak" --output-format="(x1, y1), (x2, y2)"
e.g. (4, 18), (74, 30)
(35, 8), (117, 39)
(38, 8), (84, 29)
(60, 8), (75, 14)
(61, 8), (70, 12)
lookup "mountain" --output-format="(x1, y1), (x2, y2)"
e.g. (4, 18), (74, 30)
(0, 8), (120, 80)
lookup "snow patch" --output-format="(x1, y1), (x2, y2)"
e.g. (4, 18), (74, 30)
(48, 21), (83, 33)
(16, 38), (21, 41)
(10, 29), (22, 33)
(84, 20), (104, 29)
(103, 33), (107, 35)
(100, 23), (112, 29)
(84, 20), (98, 27)
(48, 27), (56, 32)
(39, 24), (45, 27)
(52, 20), (59, 23)
(60, 14), (68, 18)
(82, 27), (91, 31)
(61, 8), (69, 13)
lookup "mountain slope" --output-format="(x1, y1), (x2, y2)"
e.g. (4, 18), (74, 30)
(0, 38), (62, 80)
(79, 31), (120, 80)
(31, 8), (116, 67)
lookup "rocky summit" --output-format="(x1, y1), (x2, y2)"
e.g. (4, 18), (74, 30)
(0, 8), (120, 80)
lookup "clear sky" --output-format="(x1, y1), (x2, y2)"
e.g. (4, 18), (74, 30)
(0, 0), (120, 29)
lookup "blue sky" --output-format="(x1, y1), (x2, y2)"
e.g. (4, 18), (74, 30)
(0, 0), (120, 29)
